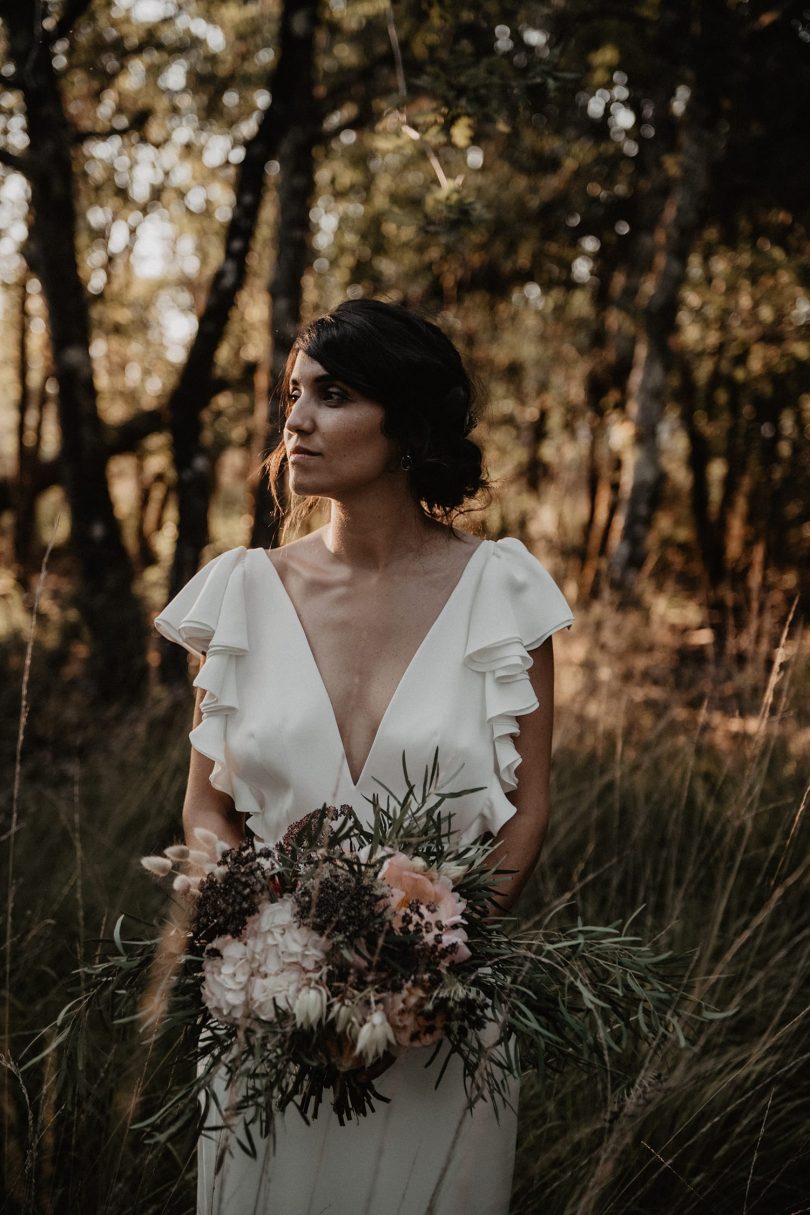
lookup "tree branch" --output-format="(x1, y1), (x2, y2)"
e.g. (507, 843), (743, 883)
(0, 404), (167, 511)
(0, 145), (33, 175)
(164, 0), (320, 602)
(71, 108), (152, 143)
(53, 0), (95, 42)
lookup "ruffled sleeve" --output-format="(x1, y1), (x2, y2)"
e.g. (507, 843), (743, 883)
(154, 546), (259, 813)
(464, 537), (574, 794)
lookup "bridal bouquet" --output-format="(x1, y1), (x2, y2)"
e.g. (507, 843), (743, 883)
(143, 791), (491, 1126)
(44, 755), (713, 1147)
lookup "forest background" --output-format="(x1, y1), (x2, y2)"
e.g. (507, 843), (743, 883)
(1, 1), (808, 1213)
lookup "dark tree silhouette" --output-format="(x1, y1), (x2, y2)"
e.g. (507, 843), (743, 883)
(1, 0), (147, 694)
(160, 0), (320, 681)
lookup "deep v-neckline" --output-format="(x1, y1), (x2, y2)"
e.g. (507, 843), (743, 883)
(254, 541), (489, 790)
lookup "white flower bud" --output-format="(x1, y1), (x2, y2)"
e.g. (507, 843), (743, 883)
(408, 857), (429, 873)
(187, 848), (214, 866)
(356, 1010), (396, 1065)
(172, 874), (191, 894)
(334, 1002), (359, 1038)
(293, 985), (328, 1029)
(193, 827), (219, 852)
(140, 856), (172, 877)
(164, 844), (189, 861)
(439, 862), (468, 884)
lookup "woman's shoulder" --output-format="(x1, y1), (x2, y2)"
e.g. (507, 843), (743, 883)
(154, 545), (249, 657)
(485, 534), (563, 578)
(467, 533), (574, 653)
(488, 533), (541, 558)
(261, 528), (328, 578)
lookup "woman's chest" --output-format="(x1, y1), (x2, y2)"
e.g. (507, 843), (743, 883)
(300, 598), (434, 726)
(236, 562), (488, 789)
(303, 634), (417, 788)
(286, 573), (475, 765)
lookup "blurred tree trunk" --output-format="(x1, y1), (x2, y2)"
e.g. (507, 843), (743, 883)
(678, 356), (730, 649)
(13, 281), (43, 576)
(608, 0), (728, 593)
(160, 0), (320, 680)
(577, 11), (674, 602)
(679, 344), (786, 659)
(251, 86), (320, 552)
(521, 395), (548, 496)
(607, 130), (711, 590)
(2, 1), (147, 694)
(137, 467), (170, 569)
(579, 261), (642, 599)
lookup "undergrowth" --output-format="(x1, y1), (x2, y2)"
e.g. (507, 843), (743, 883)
(1, 609), (807, 1215)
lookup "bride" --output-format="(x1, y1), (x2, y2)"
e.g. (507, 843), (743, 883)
(155, 298), (574, 1215)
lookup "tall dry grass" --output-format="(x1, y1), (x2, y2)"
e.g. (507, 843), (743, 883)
(512, 606), (809, 1215)
(1, 589), (807, 1214)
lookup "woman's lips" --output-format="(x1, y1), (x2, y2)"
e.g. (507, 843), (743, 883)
(289, 449), (320, 461)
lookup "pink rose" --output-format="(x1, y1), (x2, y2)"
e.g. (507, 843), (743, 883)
(379, 852), (471, 965)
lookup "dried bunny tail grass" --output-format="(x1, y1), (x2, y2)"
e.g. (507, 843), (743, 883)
(140, 856), (172, 877)
(186, 849), (217, 868)
(193, 828), (220, 853)
(164, 845), (189, 862)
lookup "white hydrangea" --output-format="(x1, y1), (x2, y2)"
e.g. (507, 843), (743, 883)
(201, 939), (253, 1022)
(201, 897), (327, 1026)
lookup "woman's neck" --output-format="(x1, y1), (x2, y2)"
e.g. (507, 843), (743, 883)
(325, 486), (442, 572)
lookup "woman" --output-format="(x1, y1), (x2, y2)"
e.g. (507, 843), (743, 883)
(155, 298), (574, 1215)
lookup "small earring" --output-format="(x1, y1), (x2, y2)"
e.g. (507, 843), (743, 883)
(400, 453), (413, 471)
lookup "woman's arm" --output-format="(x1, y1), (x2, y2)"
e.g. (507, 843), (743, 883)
(182, 670), (245, 852)
(487, 636), (555, 913)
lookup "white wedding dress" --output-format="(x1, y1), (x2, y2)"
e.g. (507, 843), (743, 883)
(155, 537), (574, 1215)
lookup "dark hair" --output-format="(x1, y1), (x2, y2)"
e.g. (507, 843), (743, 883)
(263, 298), (489, 523)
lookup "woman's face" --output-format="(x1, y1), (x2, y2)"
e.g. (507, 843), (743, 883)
(283, 350), (399, 499)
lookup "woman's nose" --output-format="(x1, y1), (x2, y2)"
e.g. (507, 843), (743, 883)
(285, 393), (315, 433)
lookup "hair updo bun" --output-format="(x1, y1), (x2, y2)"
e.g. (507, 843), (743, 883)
(407, 383), (484, 512)
(270, 298), (489, 519)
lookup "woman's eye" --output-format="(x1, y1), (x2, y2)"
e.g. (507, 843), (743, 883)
(287, 386), (348, 408)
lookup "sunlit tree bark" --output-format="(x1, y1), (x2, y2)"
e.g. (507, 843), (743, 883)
(1, 0), (147, 693)
(12, 280), (45, 575)
(161, 0), (320, 680)
(608, 125), (713, 590)
(607, 1), (723, 593)
(579, 262), (642, 599)
(251, 55), (320, 551)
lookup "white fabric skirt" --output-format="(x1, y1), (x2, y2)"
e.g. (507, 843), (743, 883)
(197, 1043), (518, 1215)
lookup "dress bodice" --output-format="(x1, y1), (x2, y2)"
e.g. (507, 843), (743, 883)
(154, 538), (574, 847)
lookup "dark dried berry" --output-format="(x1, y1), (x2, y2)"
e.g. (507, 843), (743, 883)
(193, 842), (277, 944)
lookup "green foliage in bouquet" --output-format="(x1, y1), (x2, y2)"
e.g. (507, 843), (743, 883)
(28, 753), (722, 1157)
